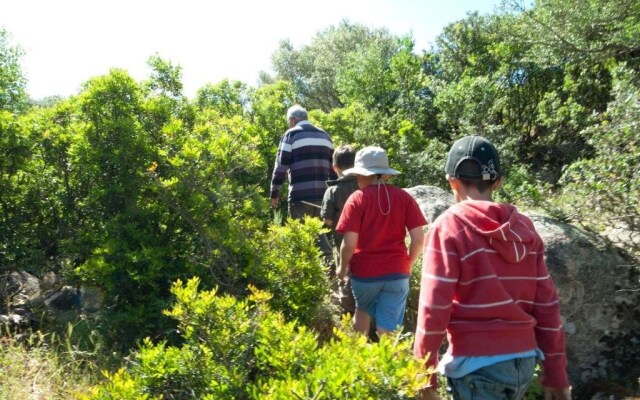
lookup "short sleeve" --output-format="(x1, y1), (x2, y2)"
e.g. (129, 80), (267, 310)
(405, 194), (428, 230)
(320, 187), (335, 221)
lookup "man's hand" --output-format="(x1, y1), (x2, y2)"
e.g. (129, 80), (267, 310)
(416, 387), (443, 400)
(270, 197), (279, 208)
(543, 387), (571, 400)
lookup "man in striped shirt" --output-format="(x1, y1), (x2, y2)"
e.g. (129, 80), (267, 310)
(414, 136), (570, 400)
(270, 105), (336, 219)
(270, 105), (336, 271)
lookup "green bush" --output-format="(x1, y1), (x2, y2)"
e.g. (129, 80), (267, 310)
(249, 217), (333, 328)
(85, 278), (432, 400)
(556, 65), (640, 254)
(494, 163), (553, 208)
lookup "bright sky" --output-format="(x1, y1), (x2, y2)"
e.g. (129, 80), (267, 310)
(1, 0), (502, 100)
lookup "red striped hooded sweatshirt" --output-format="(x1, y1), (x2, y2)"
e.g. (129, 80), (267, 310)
(414, 200), (569, 389)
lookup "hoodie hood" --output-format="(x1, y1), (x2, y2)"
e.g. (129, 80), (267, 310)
(449, 201), (539, 263)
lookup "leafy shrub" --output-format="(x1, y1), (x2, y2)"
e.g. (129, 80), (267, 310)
(494, 163), (552, 208)
(393, 137), (449, 189)
(249, 217), (334, 329)
(85, 278), (432, 400)
(556, 65), (640, 254)
(252, 326), (428, 400)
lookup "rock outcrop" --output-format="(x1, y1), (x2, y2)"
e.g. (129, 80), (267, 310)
(0, 270), (104, 330)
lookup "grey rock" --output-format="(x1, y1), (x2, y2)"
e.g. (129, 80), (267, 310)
(403, 185), (454, 224)
(79, 286), (105, 313)
(0, 271), (41, 311)
(44, 286), (80, 311)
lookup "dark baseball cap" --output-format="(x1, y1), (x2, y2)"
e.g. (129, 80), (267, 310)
(445, 135), (501, 181)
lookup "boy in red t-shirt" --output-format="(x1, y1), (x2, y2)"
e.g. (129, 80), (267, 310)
(336, 146), (427, 336)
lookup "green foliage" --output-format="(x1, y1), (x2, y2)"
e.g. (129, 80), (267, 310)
(149, 110), (269, 288)
(73, 69), (151, 218)
(253, 327), (428, 400)
(271, 20), (401, 111)
(0, 29), (27, 113)
(2, 1), (640, 396)
(0, 110), (35, 267)
(494, 163), (553, 208)
(509, 0), (640, 67)
(195, 79), (250, 117)
(87, 278), (431, 400)
(311, 102), (366, 146)
(557, 65), (640, 253)
(335, 35), (401, 111)
(435, 13), (504, 81)
(250, 217), (332, 327)
(393, 137), (449, 189)
(435, 75), (501, 135)
(141, 55), (194, 146)
(144, 54), (184, 98)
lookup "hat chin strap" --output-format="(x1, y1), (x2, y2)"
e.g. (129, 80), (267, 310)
(376, 175), (391, 216)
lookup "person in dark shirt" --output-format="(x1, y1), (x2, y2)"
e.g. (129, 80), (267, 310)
(321, 144), (359, 313)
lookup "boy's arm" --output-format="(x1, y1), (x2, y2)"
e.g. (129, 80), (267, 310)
(320, 187), (335, 227)
(337, 231), (357, 280)
(408, 226), (425, 267)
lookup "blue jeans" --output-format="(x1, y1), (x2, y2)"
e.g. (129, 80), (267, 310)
(447, 357), (536, 400)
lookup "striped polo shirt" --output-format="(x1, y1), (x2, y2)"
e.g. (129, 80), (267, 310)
(270, 121), (335, 203)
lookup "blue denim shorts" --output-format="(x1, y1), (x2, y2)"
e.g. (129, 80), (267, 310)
(350, 278), (409, 331)
(447, 356), (536, 400)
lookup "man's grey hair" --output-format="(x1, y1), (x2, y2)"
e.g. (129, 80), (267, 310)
(286, 105), (308, 121)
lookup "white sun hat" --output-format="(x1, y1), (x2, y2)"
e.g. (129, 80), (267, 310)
(342, 146), (400, 177)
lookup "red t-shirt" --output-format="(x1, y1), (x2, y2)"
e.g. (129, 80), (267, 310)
(336, 183), (427, 279)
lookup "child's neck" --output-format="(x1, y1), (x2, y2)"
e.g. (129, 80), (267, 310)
(358, 175), (386, 189)
(455, 189), (493, 203)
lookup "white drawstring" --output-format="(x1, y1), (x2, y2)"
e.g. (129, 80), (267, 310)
(377, 176), (391, 215)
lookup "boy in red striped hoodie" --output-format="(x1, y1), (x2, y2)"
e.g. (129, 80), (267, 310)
(414, 136), (571, 400)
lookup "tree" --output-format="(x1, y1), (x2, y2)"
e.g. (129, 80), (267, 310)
(0, 29), (27, 113)
(430, 10), (613, 183)
(195, 79), (250, 117)
(508, 0), (640, 67)
(144, 54), (184, 98)
(140, 55), (195, 151)
(0, 110), (32, 267)
(558, 65), (640, 255)
(270, 20), (401, 112)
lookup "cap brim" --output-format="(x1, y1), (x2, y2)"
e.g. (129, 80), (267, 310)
(343, 167), (400, 177)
